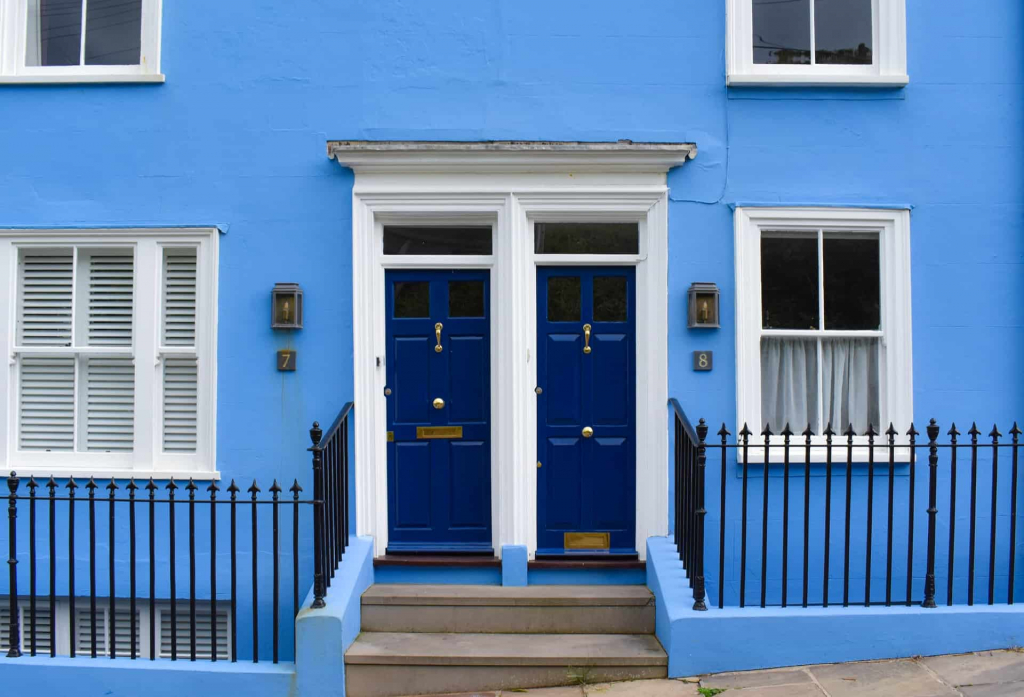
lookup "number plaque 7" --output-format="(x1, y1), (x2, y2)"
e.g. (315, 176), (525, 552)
(277, 350), (297, 371)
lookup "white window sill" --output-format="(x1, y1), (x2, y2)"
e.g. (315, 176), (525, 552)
(3, 466), (220, 481)
(727, 73), (909, 88)
(0, 74), (165, 85)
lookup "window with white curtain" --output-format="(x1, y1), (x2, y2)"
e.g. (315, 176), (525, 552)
(0, 0), (162, 82)
(0, 229), (218, 478)
(735, 208), (912, 458)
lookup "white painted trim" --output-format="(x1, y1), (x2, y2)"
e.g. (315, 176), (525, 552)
(0, 228), (218, 479)
(726, 0), (908, 87)
(331, 141), (695, 175)
(734, 207), (914, 461)
(347, 173), (676, 561)
(0, 0), (162, 81)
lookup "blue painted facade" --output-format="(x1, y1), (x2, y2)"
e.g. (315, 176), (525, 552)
(1, 0), (1022, 689)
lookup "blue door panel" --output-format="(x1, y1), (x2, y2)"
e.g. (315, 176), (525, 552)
(393, 441), (432, 528)
(544, 437), (583, 530)
(386, 269), (492, 553)
(448, 335), (487, 424)
(591, 333), (630, 426)
(449, 440), (489, 528)
(393, 337), (431, 425)
(589, 437), (631, 530)
(536, 266), (636, 554)
(545, 335), (583, 425)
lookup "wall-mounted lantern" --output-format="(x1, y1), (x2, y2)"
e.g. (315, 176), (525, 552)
(272, 283), (304, 330)
(687, 282), (720, 329)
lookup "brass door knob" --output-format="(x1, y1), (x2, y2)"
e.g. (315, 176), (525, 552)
(582, 426), (594, 438)
(433, 398), (445, 409)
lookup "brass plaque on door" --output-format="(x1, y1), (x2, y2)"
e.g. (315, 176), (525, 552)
(416, 426), (463, 440)
(564, 532), (611, 550)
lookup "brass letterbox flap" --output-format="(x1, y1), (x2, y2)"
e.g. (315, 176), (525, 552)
(564, 532), (611, 550)
(416, 426), (463, 439)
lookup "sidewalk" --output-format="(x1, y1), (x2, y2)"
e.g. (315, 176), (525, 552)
(412, 649), (1024, 696)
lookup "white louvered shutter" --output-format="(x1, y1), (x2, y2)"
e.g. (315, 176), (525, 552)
(160, 604), (230, 660)
(17, 252), (76, 451)
(87, 253), (134, 346)
(75, 606), (108, 656)
(19, 357), (75, 451)
(0, 605), (11, 651)
(0, 603), (54, 654)
(17, 252), (73, 346)
(112, 607), (141, 657)
(162, 249), (199, 453)
(84, 358), (135, 452)
(163, 358), (198, 452)
(163, 250), (197, 346)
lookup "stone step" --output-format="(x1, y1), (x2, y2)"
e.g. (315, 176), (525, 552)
(360, 584), (655, 634)
(344, 631), (668, 697)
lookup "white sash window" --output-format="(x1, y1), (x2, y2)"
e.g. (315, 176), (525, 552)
(735, 208), (912, 460)
(726, 0), (908, 86)
(0, 229), (218, 478)
(0, 0), (163, 83)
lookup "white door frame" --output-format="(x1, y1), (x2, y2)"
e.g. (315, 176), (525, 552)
(337, 145), (693, 560)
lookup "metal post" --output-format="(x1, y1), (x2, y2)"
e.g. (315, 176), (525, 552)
(310, 421), (326, 609)
(693, 420), (708, 611)
(6, 471), (21, 657)
(923, 419), (940, 608)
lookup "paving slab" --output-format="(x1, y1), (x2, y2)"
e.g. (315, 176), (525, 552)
(959, 682), (1024, 697)
(584, 679), (699, 696)
(709, 685), (826, 697)
(510, 688), (585, 697)
(923, 651), (1024, 688)
(700, 666), (814, 690)
(811, 660), (959, 697)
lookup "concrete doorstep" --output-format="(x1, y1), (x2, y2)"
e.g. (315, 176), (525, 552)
(397, 649), (1024, 696)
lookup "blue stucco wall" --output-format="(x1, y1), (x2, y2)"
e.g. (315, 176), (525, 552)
(1, 0), (1022, 670)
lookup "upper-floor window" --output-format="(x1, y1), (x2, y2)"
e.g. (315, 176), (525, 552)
(727, 0), (908, 86)
(0, 229), (218, 478)
(0, 0), (162, 83)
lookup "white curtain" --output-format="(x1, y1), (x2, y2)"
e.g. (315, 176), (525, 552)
(761, 337), (880, 435)
(760, 337), (818, 433)
(822, 338), (880, 434)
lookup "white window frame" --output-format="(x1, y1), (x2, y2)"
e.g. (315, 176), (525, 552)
(0, 228), (218, 479)
(726, 0), (908, 86)
(0, 0), (163, 84)
(735, 207), (913, 461)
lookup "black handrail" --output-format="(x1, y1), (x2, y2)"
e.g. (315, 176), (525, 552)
(669, 399), (708, 611)
(308, 402), (355, 609)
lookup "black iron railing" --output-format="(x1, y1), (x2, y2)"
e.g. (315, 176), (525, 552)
(309, 402), (354, 608)
(670, 399), (708, 611)
(2, 403), (354, 663)
(670, 401), (1021, 612)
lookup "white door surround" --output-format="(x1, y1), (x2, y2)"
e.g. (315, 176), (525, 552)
(329, 141), (696, 560)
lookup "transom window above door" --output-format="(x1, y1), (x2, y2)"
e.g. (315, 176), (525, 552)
(735, 208), (912, 457)
(0, 0), (163, 83)
(726, 0), (908, 86)
(383, 226), (492, 256)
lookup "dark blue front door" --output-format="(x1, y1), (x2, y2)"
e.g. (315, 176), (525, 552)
(385, 270), (492, 553)
(536, 267), (636, 555)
